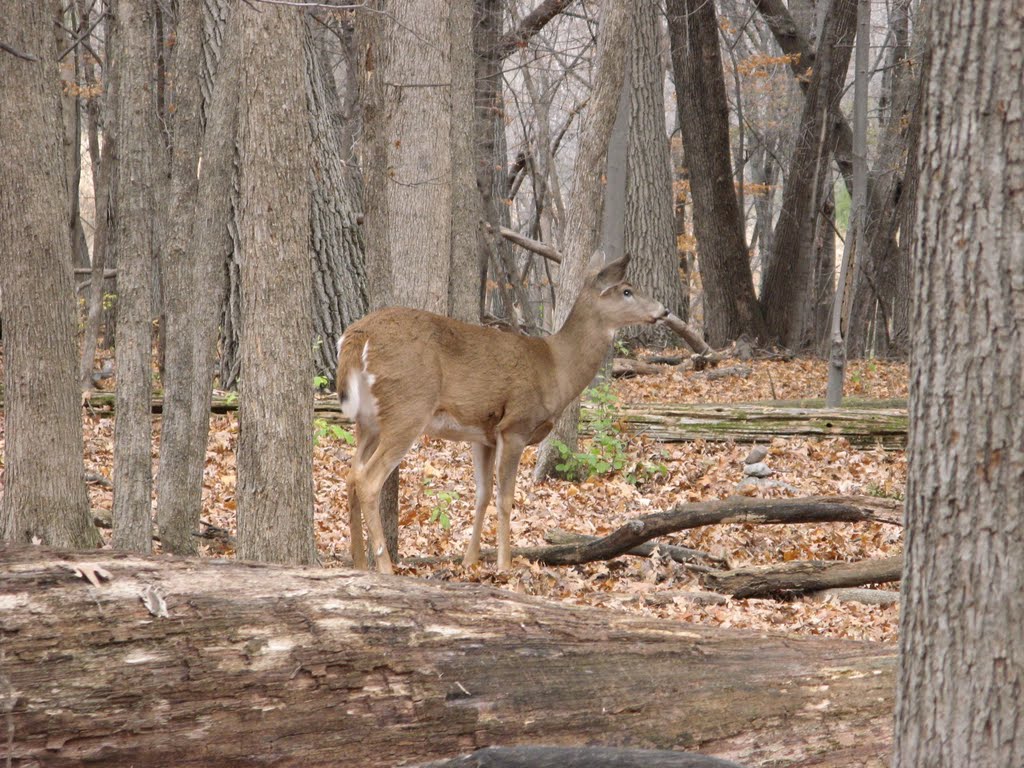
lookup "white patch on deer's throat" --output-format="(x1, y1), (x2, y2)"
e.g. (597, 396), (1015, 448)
(336, 334), (344, 358)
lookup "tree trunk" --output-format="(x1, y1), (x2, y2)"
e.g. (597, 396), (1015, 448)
(157, 0), (205, 555)
(667, 0), (766, 347)
(110, 0), (158, 553)
(621, 0), (687, 349)
(894, 1), (1024, 764)
(304, 21), (369, 380)
(235, 4), (316, 566)
(0, 2), (98, 549)
(845, 0), (918, 359)
(1, 546), (895, 768)
(532, 0), (636, 481)
(759, 0), (856, 349)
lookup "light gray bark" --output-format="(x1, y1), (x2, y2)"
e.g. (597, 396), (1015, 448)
(157, 0), (206, 555)
(621, 0), (687, 349)
(895, 1), (1024, 764)
(235, 3), (316, 566)
(111, 0), (158, 553)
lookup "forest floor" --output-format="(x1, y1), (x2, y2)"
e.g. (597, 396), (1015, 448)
(7, 354), (910, 643)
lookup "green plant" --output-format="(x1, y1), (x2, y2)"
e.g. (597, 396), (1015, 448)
(224, 390), (238, 405)
(423, 480), (458, 530)
(313, 417), (355, 446)
(865, 481), (904, 501)
(313, 374), (330, 391)
(553, 384), (668, 486)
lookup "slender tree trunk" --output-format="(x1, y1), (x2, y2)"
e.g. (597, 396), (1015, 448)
(758, 0), (856, 349)
(533, 0), (636, 481)
(111, 0), (158, 553)
(895, 1), (1024, 764)
(157, 0), (205, 554)
(0, 2), (98, 548)
(667, 0), (766, 347)
(621, 0), (686, 349)
(235, 3), (316, 566)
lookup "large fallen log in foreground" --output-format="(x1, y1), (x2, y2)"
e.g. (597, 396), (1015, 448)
(0, 546), (895, 768)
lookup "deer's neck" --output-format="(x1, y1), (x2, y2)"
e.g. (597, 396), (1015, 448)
(546, 300), (614, 409)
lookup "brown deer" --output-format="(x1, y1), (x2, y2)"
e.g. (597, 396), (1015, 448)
(336, 254), (667, 573)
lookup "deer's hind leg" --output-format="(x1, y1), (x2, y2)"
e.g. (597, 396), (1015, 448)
(463, 442), (496, 567)
(347, 424), (380, 569)
(350, 412), (429, 575)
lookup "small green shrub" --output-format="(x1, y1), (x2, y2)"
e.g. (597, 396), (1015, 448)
(553, 384), (668, 486)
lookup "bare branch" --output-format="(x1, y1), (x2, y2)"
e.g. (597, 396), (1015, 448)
(0, 40), (39, 62)
(495, 0), (576, 60)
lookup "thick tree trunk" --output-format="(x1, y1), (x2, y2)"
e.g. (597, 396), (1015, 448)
(1, 546), (895, 768)
(0, 3), (98, 548)
(235, 4), (316, 565)
(894, 1), (1024, 764)
(110, 0), (158, 553)
(621, 0), (687, 349)
(533, 0), (636, 481)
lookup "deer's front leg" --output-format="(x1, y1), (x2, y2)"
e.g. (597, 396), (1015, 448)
(494, 433), (526, 571)
(463, 442), (495, 567)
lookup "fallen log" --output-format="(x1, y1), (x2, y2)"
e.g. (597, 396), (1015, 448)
(595, 403), (908, 449)
(0, 546), (895, 768)
(703, 556), (904, 599)
(518, 495), (901, 567)
(72, 394), (909, 448)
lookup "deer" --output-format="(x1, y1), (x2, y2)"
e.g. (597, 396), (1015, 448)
(336, 253), (667, 574)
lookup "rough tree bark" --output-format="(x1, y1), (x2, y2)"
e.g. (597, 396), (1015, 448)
(0, 2), (98, 548)
(667, 0), (767, 347)
(621, 0), (687, 349)
(235, 4), (316, 565)
(894, 0), (1024, 764)
(110, 0), (159, 553)
(0, 546), (895, 768)
(533, 0), (636, 481)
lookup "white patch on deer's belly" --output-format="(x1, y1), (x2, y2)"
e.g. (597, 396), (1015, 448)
(426, 411), (487, 442)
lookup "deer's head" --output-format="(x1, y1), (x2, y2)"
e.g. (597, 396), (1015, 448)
(582, 253), (668, 329)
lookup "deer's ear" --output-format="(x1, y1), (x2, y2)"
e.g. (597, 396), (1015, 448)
(590, 253), (631, 289)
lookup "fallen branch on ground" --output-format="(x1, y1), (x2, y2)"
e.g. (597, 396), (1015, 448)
(517, 495), (901, 567)
(703, 556), (903, 599)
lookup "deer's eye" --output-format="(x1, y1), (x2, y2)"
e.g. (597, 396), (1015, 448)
(623, 288), (633, 298)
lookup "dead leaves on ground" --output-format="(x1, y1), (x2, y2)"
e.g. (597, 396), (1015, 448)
(65, 357), (908, 643)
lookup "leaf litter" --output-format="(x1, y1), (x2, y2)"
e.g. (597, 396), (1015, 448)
(65, 357), (907, 643)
